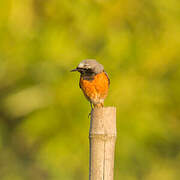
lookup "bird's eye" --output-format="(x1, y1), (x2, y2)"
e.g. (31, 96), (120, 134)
(84, 64), (91, 69)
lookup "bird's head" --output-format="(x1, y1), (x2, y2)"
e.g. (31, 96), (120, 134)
(71, 59), (104, 75)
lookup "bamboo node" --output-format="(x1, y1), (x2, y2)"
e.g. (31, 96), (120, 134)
(89, 133), (116, 141)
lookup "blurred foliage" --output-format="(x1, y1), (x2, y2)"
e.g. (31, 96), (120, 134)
(0, 0), (180, 179)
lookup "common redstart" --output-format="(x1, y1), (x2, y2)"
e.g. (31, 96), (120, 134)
(71, 59), (110, 111)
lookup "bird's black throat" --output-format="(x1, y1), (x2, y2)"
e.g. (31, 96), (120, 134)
(80, 69), (95, 81)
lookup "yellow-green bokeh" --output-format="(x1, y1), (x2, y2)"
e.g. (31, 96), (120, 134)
(0, 0), (180, 179)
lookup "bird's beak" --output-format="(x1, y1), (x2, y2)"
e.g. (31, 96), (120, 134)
(70, 68), (78, 72)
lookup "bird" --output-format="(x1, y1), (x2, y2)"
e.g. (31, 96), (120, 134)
(71, 59), (110, 113)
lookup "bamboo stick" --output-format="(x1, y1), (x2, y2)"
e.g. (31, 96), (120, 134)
(89, 107), (116, 180)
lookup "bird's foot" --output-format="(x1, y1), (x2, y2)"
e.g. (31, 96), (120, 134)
(94, 103), (104, 108)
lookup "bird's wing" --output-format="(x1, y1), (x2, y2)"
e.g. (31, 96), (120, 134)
(104, 71), (110, 86)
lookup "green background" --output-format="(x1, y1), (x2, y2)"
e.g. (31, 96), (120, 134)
(0, 0), (180, 179)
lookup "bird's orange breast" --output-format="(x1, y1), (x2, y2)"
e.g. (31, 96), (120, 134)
(79, 72), (109, 104)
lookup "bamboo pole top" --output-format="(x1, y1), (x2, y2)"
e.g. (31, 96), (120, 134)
(89, 106), (117, 180)
(89, 107), (117, 140)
